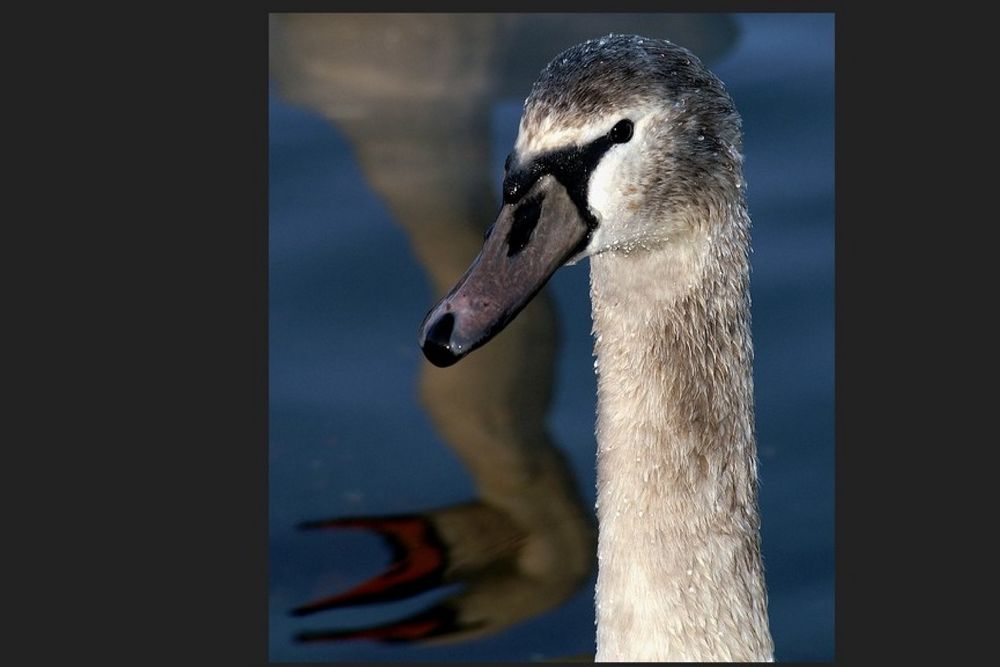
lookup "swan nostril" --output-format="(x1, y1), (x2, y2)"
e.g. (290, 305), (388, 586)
(421, 313), (459, 367)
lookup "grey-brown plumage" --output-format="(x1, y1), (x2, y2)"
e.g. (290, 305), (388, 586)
(511, 35), (747, 260)
(419, 34), (772, 661)
(520, 35), (740, 163)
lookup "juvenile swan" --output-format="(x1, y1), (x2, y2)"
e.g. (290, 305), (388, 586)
(418, 34), (773, 662)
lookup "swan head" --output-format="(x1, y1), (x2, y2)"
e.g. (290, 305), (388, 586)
(420, 34), (743, 367)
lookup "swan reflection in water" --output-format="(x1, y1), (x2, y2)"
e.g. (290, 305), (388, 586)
(269, 13), (736, 650)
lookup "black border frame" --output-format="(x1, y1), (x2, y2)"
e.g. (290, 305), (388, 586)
(42, 1), (935, 665)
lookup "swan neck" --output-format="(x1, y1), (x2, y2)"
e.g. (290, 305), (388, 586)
(588, 234), (773, 662)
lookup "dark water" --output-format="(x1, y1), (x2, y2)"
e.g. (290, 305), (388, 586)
(269, 13), (833, 662)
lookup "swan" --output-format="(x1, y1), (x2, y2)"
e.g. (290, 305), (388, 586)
(418, 34), (773, 662)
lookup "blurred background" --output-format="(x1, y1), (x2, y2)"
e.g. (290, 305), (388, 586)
(268, 13), (834, 662)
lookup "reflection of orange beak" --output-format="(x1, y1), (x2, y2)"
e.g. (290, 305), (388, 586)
(290, 514), (447, 616)
(295, 603), (482, 643)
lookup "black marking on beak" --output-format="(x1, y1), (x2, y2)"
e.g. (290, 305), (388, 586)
(502, 116), (634, 226)
(422, 313), (458, 367)
(418, 175), (589, 367)
(506, 197), (542, 257)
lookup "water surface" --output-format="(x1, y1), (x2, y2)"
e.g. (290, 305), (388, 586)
(269, 12), (834, 662)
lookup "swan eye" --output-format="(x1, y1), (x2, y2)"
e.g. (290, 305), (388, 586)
(609, 119), (633, 144)
(504, 153), (512, 171)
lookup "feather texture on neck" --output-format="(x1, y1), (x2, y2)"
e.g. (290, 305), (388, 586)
(589, 203), (773, 662)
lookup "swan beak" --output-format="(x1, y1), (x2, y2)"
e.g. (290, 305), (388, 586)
(418, 175), (589, 367)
